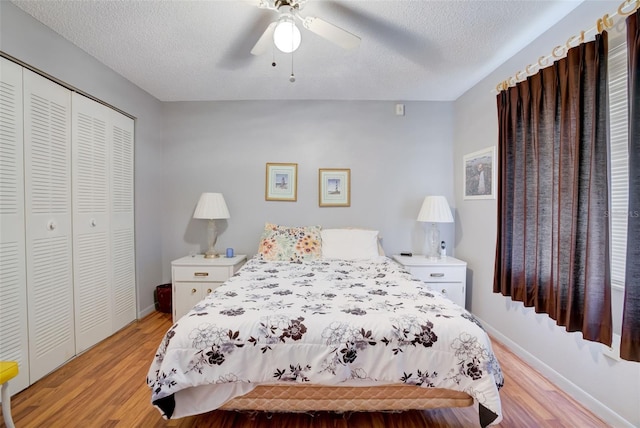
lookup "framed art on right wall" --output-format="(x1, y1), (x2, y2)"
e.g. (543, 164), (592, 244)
(463, 146), (496, 200)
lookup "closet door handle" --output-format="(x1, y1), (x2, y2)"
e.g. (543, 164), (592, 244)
(47, 220), (56, 231)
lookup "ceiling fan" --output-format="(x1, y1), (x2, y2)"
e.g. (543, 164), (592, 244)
(250, 0), (361, 55)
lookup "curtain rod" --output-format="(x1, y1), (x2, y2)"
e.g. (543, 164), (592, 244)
(495, 0), (639, 93)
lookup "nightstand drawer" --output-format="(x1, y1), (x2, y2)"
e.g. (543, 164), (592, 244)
(409, 266), (465, 283)
(173, 266), (231, 282)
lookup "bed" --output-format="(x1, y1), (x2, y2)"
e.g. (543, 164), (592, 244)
(147, 225), (504, 427)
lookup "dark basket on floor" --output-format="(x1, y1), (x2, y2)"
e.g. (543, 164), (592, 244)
(155, 283), (172, 314)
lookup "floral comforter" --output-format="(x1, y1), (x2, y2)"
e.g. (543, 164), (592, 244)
(147, 256), (503, 426)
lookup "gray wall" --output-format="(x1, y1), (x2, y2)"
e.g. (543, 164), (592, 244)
(453, 1), (639, 426)
(0, 1), (165, 318)
(160, 100), (456, 279)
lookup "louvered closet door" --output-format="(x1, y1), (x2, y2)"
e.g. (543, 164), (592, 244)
(72, 93), (112, 353)
(110, 111), (136, 331)
(23, 69), (74, 382)
(0, 58), (29, 394)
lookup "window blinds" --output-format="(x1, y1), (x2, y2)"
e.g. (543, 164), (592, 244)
(608, 38), (629, 288)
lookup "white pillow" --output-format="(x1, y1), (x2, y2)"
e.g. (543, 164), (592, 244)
(321, 229), (380, 260)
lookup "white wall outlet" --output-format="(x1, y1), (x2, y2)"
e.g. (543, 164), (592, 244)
(395, 103), (405, 116)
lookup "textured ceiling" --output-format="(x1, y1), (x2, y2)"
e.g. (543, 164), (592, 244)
(10, 0), (584, 102)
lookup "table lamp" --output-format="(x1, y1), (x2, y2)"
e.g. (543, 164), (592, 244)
(417, 195), (454, 259)
(193, 193), (230, 258)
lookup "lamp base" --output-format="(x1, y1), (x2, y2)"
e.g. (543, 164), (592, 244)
(427, 223), (441, 260)
(204, 219), (220, 259)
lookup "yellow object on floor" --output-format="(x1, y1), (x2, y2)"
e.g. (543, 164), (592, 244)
(0, 361), (18, 428)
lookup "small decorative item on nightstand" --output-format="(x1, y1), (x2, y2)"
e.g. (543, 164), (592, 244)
(392, 254), (467, 308)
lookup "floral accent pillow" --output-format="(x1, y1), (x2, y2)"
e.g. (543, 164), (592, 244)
(258, 223), (322, 262)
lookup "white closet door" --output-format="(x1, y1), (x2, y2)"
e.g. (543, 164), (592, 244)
(0, 58), (29, 394)
(72, 93), (112, 353)
(23, 69), (74, 382)
(110, 111), (136, 331)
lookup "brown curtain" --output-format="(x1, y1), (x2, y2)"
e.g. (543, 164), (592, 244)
(621, 11), (640, 362)
(494, 33), (612, 345)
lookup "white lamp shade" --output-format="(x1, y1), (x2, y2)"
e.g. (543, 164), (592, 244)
(273, 17), (301, 53)
(193, 193), (230, 219)
(417, 196), (454, 223)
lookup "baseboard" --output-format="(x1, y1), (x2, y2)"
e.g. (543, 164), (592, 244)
(138, 304), (156, 319)
(478, 317), (633, 428)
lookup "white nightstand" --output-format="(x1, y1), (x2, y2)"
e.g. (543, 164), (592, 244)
(392, 255), (467, 308)
(171, 254), (247, 322)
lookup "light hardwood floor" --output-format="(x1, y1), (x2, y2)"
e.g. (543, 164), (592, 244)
(3, 311), (608, 427)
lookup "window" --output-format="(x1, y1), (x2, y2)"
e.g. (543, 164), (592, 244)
(608, 36), (629, 289)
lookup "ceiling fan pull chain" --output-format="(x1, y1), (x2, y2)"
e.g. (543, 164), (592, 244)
(290, 19), (296, 83)
(272, 43), (277, 68)
(289, 53), (295, 83)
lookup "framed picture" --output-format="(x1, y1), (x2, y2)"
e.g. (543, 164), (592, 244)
(319, 168), (351, 207)
(463, 146), (496, 200)
(265, 163), (297, 201)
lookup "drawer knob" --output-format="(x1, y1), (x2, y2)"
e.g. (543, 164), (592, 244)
(194, 272), (209, 277)
(430, 273), (445, 277)
(206, 289), (212, 294)
(191, 288), (197, 293)
(441, 289), (447, 294)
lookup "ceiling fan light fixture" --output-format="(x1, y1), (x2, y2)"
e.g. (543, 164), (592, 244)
(273, 16), (301, 53)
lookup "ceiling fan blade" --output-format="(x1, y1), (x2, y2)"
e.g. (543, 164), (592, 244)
(322, 2), (430, 68)
(301, 16), (360, 50)
(251, 22), (277, 55)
